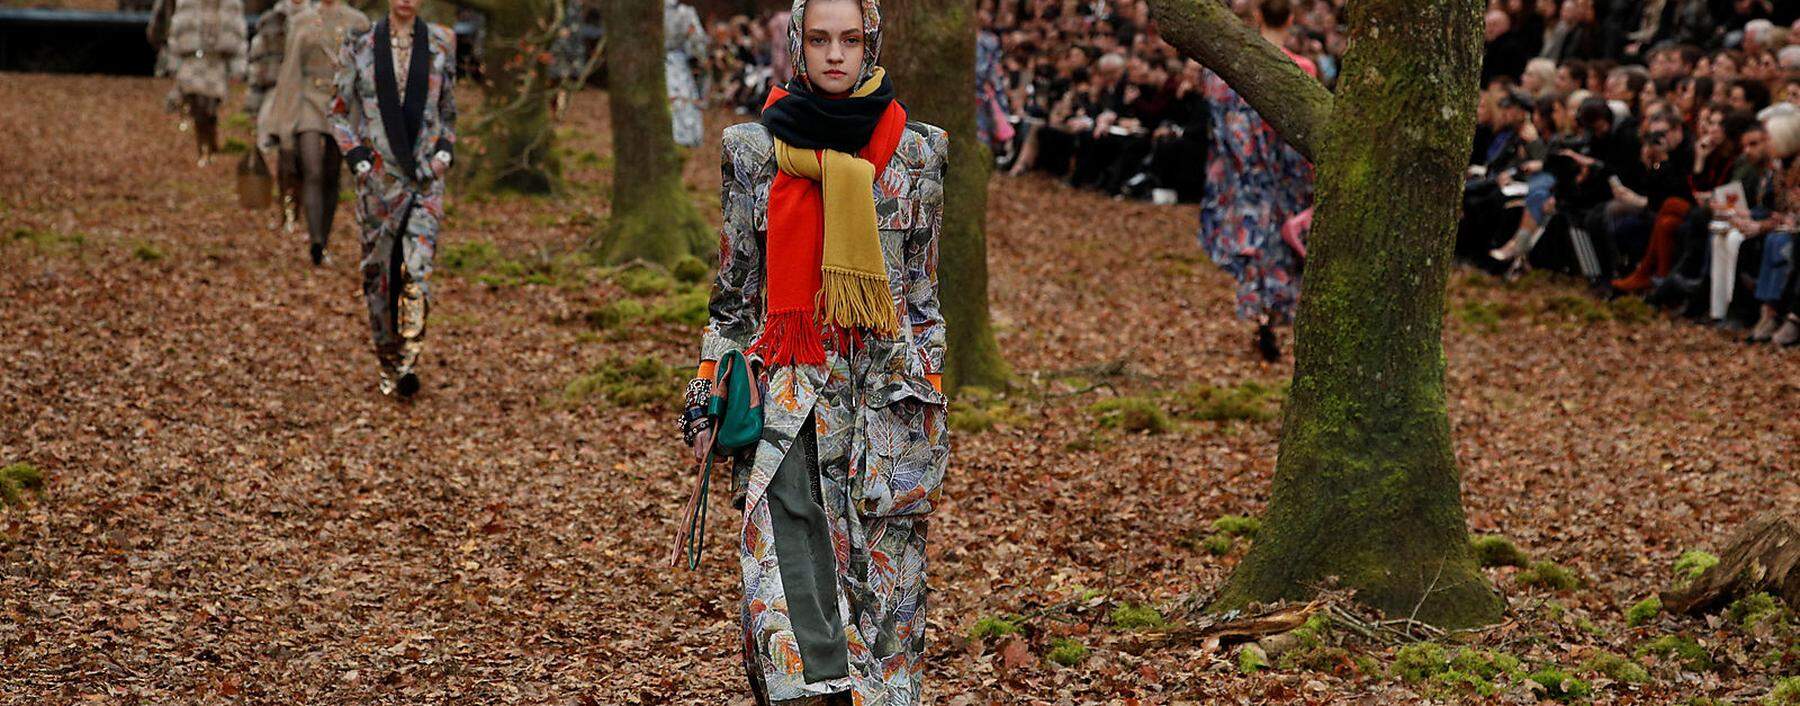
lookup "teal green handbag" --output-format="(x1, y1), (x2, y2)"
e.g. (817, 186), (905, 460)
(670, 350), (763, 570)
(707, 350), (764, 454)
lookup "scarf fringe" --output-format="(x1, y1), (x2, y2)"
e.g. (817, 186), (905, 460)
(748, 308), (827, 367)
(818, 266), (898, 335)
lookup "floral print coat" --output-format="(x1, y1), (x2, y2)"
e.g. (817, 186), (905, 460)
(702, 119), (949, 705)
(1197, 52), (1317, 324)
(328, 19), (457, 293)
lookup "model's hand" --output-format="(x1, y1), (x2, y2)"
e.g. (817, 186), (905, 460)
(690, 428), (714, 464)
(430, 150), (451, 178)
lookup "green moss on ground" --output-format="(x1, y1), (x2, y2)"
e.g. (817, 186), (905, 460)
(1673, 550), (1719, 583)
(1211, 514), (1262, 538)
(562, 356), (682, 408)
(0, 462), (45, 508)
(1728, 593), (1790, 631)
(1236, 644), (1268, 674)
(1581, 652), (1650, 684)
(968, 614), (1021, 642)
(585, 300), (648, 329)
(1177, 380), (1285, 422)
(1470, 535), (1531, 568)
(1110, 602), (1166, 631)
(949, 386), (1024, 434)
(617, 266), (674, 296)
(1766, 676), (1800, 705)
(1637, 634), (1713, 671)
(133, 242), (165, 262)
(1199, 533), (1235, 555)
(671, 255), (710, 284)
(1527, 667), (1593, 701)
(7, 226), (86, 254)
(1518, 561), (1580, 591)
(1393, 643), (1527, 697)
(1047, 637), (1088, 667)
(1088, 397), (1171, 434)
(653, 286), (710, 327)
(1627, 596), (1663, 627)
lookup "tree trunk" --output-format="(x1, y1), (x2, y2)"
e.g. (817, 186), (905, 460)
(1149, 0), (1503, 627)
(463, 0), (562, 194)
(1663, 513), (1800, 614)
(882, 0), (1009, 392)
(597, 0), (710, 265)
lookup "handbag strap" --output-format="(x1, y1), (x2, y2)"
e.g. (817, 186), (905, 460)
(668, 446), (716, 570)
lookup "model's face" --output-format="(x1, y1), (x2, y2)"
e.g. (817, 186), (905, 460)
(390, 0), (419, 22)
(802, 0), (865, 96)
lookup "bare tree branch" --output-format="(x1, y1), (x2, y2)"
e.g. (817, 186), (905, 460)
(1144, 0), (1334, 162)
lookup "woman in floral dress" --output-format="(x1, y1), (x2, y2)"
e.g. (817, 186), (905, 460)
(1197, 0), (1318, 361)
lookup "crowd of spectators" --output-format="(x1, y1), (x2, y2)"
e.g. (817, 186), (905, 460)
(1467, 0), (1800, 344)
(693, 0), (1800, 346)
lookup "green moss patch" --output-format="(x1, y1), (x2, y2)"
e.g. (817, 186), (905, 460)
(1627, 596), (1663, 627)
(1581, 652), (1649, 684)
(1176, 380), (1285, 422)
(1088, 397), (1171, 434)
(1637, 634), (1713, 671)
(1518, 561), (1580, 591)
(617, 267), (675, 296)
(1470, 534), (1530, 568)
(0, 462), (45, 508)
(671, 255), (710, 284)
(653, 286), (710, 327)
(968, 614), (1022, 642)
(1110, 602), (1166, 631)
(949, 386), (1025, 434)
(1673, 550), (1719, 584)
(7, 226), (86, 254)
(585, 299), (648, 329)
(1527, 667), (1593, 701)
(132, 242), (165, 262)
(1211, 514), (1262, 539)
(1047, 637), (1088, 667)
(1728, 593), (1790, 631)
(562, 356), (682, 408)
(1236, 644), (1268, 674)
(1766, 676), (1800, 705)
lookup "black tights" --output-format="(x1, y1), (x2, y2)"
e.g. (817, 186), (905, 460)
(184, 94), (219, 158)
(297, 131), (342, 250)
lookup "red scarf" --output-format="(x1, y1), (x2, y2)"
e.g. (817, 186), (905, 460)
(749, 86), (908, 368)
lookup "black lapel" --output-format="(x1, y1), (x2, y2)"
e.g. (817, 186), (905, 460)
(371, 18), (417, 177)
(401, 19), (430, 159)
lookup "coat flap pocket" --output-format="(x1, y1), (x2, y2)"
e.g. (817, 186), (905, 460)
(868, 374), (945, 409)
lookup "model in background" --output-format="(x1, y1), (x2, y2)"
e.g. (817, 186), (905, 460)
(151, 0), (248, 166)
(248, 0), (310, 231)
(267, 0), (371, 265)
(665, 0), (709, 148)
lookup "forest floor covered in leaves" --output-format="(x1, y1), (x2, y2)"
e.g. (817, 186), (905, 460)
(1, 74), (1797, 705)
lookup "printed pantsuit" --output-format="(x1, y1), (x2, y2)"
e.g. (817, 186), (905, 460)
(329, 19), (458, 378)
(705, 120), (949, 706)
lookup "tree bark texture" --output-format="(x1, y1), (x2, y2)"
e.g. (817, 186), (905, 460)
(1144, 0), (1332, 162)
(1153, 0), (1503, 627)
(1663, 513), (1800, 614)
(883, 0), (1010, 391)
(598, 0), (710, 264)
(463, 0), (563, 194)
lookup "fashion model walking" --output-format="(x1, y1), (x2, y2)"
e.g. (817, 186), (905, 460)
(681, 0), (949, 702)
(328, 0), (457, 397)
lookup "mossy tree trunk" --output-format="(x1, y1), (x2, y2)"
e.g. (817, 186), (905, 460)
(596, 0), (710, 265)
(461, 0), (563, 194)
(882, 0), (1009, 392)
(1148, 0), (1504, 627)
